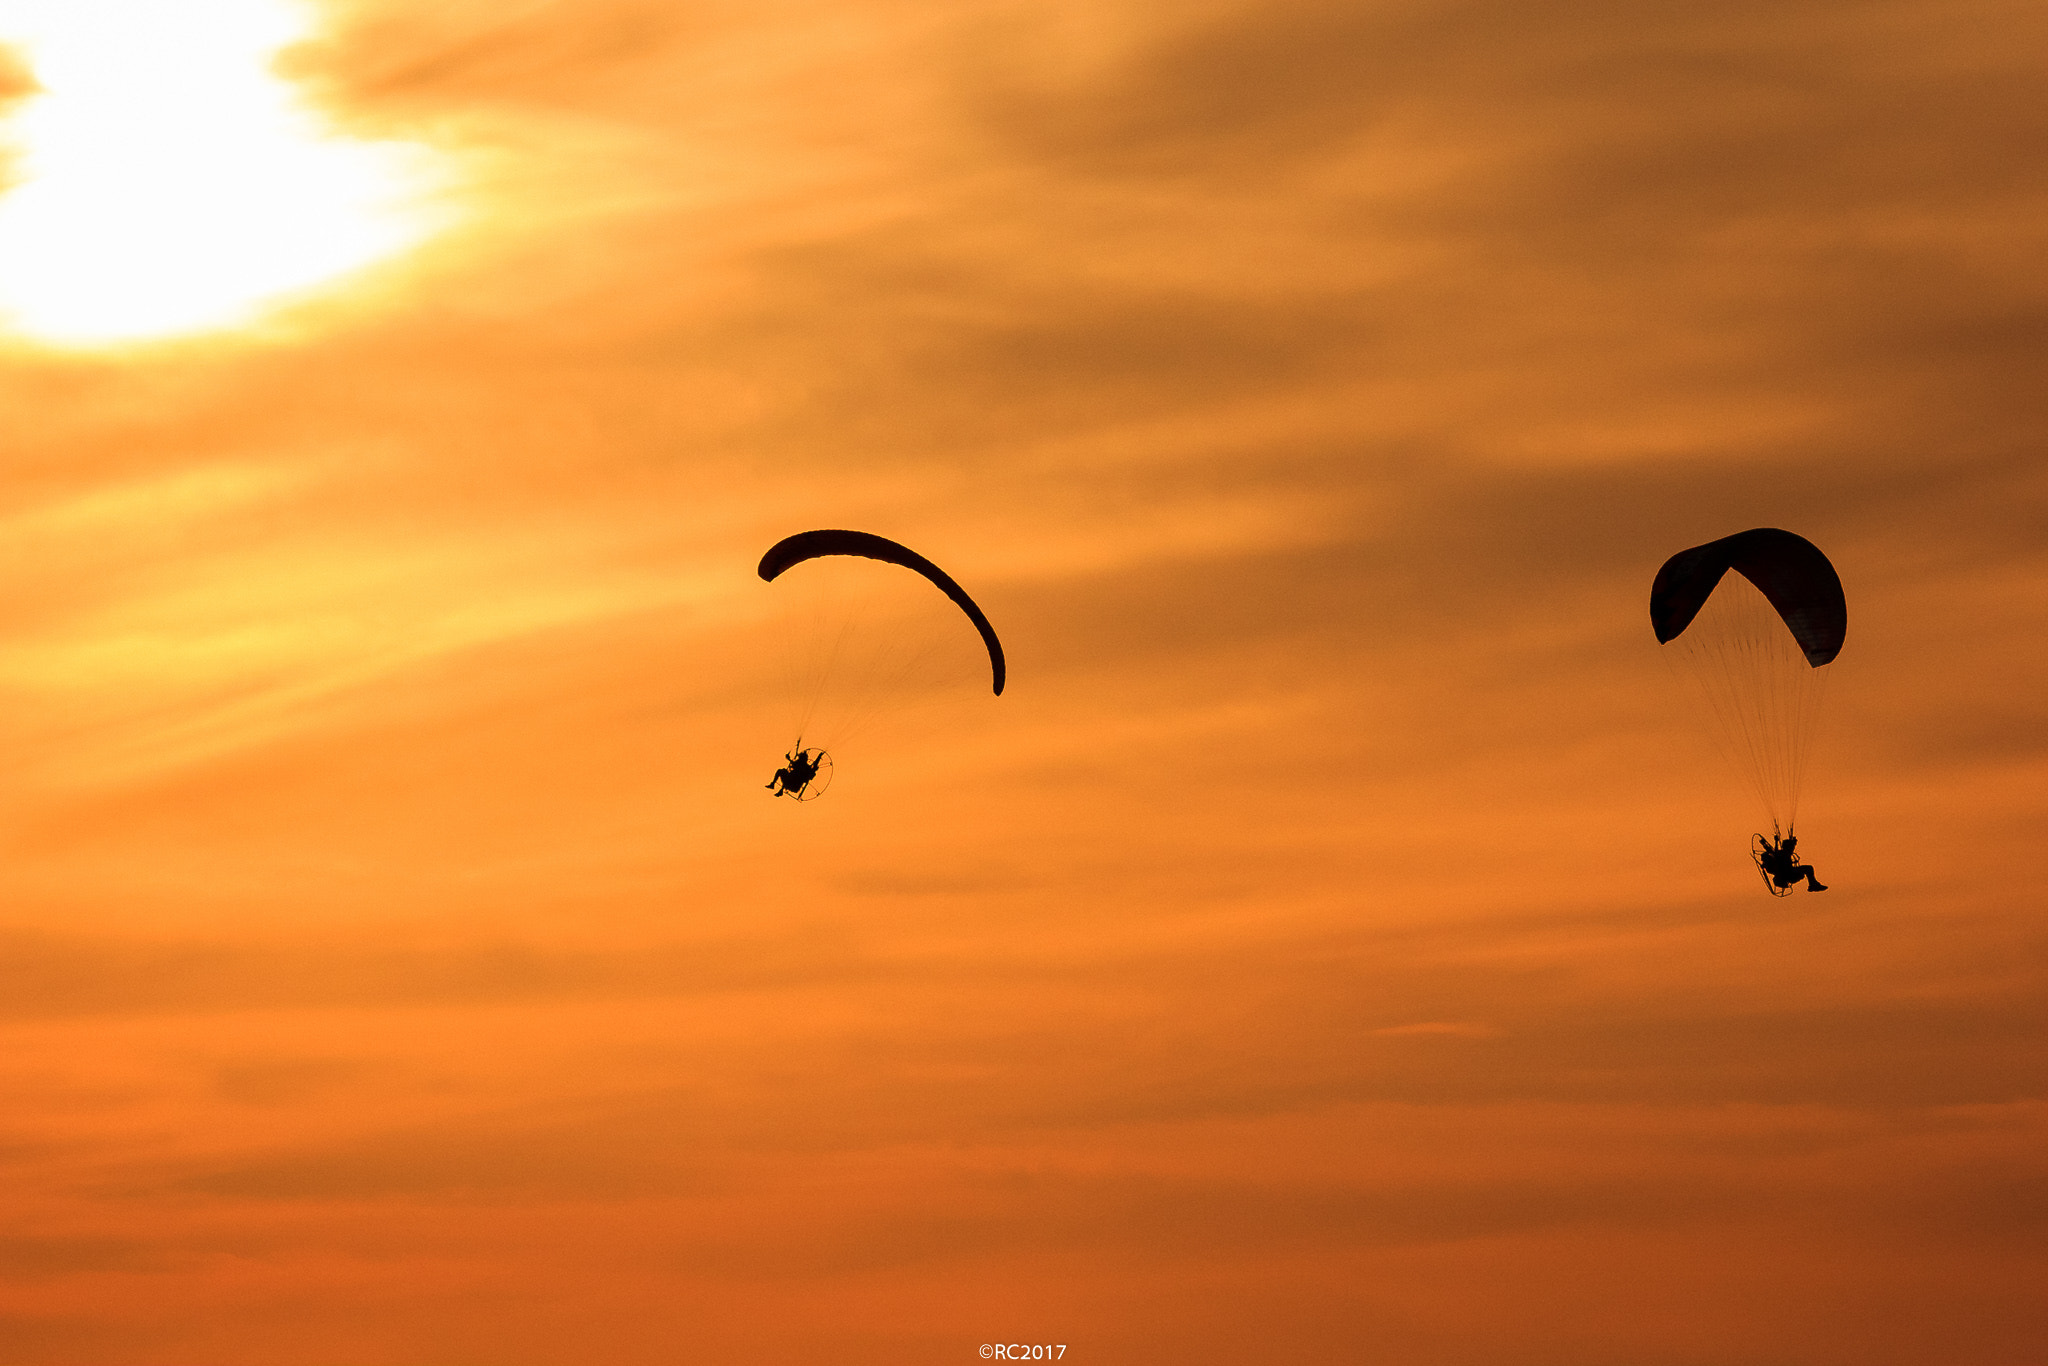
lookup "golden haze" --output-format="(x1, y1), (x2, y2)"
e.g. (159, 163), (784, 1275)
(0, 0), (2042, 1362)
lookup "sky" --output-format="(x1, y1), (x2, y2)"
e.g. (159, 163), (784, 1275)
(0, 0), (2043, 1362)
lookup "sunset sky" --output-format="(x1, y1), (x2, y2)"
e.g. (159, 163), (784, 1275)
(0, 1), (2043, 1362)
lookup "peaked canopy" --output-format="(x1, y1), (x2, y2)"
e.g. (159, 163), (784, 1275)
(1650, 527), (1846, 666)
(758, 530), (1006, 694)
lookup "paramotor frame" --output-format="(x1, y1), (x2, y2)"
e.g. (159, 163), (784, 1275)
(787, 749), (833, 802)
(1750, 832), (1797, 898)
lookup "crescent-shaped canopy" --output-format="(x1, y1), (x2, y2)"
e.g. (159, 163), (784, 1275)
(758, 530), (1006, 695)
(1650, 527), (1846, 667)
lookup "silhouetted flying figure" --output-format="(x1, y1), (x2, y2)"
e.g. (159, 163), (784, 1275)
(766, 747), (823, 798)
(1757, 832), (1827, 892)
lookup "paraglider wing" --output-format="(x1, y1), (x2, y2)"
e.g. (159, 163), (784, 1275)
(758, 530), (1006, 694)
(1650, 528), (1846, 666)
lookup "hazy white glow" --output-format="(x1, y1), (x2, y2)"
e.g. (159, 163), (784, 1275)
(0, 0), (445, 345)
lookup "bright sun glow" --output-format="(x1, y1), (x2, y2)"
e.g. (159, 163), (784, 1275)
(0, 0), (446, 346)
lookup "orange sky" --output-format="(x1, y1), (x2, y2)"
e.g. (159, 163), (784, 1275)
(0, 1), (2044, 1362)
